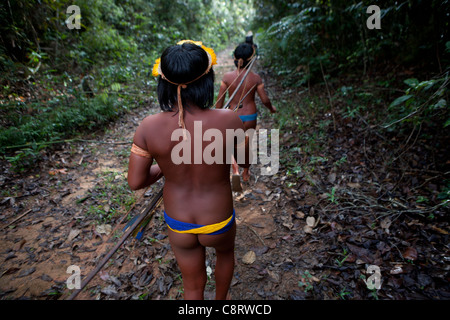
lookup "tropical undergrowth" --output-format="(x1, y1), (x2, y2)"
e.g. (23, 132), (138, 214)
(0, 0), (254, 172)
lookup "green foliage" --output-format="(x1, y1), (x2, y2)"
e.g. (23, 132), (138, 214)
(83, 170), (136, 223)
(385, 74), (449, 131)
(253, 1), (449, 168)
(0, 0), (254, 171)
(1, 91), (125, 171)
(252, 0), (450, 83)
(438, 180), (450, 201)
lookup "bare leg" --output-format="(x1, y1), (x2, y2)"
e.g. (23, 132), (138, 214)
(242, 167), (250, 182)
(214, 245), (235, 299)
(231, 156), (243, 192)
(199, 223), (236, 300)
(231, 156), (239, 175)
(168, 231), (207, 300)
(169, 222), (236, 300)
(212, 224), (235, 299)
(242, 120), (256, 183)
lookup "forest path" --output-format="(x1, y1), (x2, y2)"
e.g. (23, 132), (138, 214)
(1, 47), (449, 301)
(0, 47), (297, 300)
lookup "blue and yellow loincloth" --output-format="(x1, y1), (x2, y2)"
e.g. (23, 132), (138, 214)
(164, 209), (235, 235)
(239, 113), (257, 122)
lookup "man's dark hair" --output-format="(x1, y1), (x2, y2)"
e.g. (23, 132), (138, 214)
(157, 42), (215, 111)
(233, 42), (255, 69)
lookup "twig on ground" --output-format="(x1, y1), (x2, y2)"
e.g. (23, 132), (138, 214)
(2, 209), (33, 229)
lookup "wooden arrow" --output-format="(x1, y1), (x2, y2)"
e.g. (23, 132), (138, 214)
(66, 188), (163, 300)
(223, 56), (257, 110)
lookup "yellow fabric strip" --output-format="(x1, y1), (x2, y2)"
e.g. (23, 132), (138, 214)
(167, 214), (233, 234)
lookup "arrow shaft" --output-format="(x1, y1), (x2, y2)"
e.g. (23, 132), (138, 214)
(66, 188), (163, 300)
(223, 56), (257, 110)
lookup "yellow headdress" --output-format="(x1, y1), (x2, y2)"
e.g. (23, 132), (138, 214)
(152, 40), (217, 78)
(151, 40), (217, 139)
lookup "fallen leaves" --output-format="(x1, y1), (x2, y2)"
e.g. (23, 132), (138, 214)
(303, 215), (319, 234)
(1, 56), (449, 301)
(429, 225), (449, 235)
(347, 182), (361, 189)
(390, 265), (403, 275)
(16, 267), (36, 278)
(306, 216), (316, 227)
(402, 247), (418, 261)
(95, 224), (112, 236)
(66, 229), (81, 242)
(48, 168), (68, 175)
(380, 217), (392, 232)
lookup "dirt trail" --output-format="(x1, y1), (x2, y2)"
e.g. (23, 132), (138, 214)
(2, 47), (448, 301)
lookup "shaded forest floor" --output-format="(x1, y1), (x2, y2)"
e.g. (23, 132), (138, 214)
(0, 48), (449, 300)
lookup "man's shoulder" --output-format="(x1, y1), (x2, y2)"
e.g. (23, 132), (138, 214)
(250, 71), (262, 82)
(222, 71), (237, 82)
(211, 108), (235, 117)
(137, 112), (168, 133)
(209, 108), (239, 120)
(141, 112), (165, 123)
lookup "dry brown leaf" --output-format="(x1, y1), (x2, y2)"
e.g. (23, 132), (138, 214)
(403, 247), (418, 261)
(380, 217), (392, 230)
(49, 168), (68, 175)
(390, 265), (403, 274)
(242, 251), (256, 264)
(347, 182), (361, 189)
(303, 225), (313, 234)
(306, 216), (315, 227)
(295, 211), (305, 219)
(430, 225), (449, 235)
(67, 229), (81, 242)
(327, 172), (336, 183)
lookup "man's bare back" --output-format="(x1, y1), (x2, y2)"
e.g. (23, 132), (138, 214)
(217, 70), (275, 127)
(215, 42), (276, 184)
(220, 70), (261, 115)
(128, 40), (252, 299)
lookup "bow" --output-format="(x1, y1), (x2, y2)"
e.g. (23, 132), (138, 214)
(222, 55), (258, 111)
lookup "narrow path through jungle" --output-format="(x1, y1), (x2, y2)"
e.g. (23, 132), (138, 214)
(0, 47), (297, 300)
(1, 47), (449, 301)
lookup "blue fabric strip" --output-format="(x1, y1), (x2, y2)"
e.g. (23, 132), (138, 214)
(239, 113), (257, 122)
(164, 209), (235, 235)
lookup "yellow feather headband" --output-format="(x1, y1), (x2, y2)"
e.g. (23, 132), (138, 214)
(151, 40), (217, 139)
(152, 40), (217, 79)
